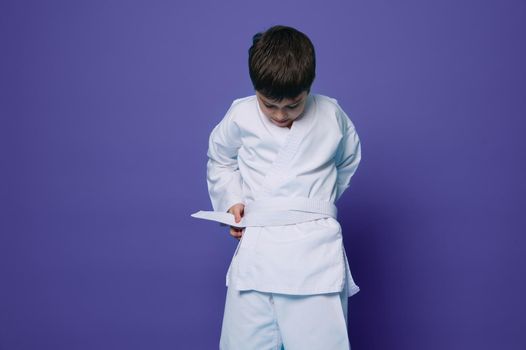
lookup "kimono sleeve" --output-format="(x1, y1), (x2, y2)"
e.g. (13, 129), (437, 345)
(206, 102), (244, 213)
(334, 108), (362, 201)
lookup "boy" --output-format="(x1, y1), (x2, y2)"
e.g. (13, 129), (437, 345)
(191, 25), (362, 349)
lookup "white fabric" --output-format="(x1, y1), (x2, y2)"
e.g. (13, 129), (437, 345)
(195, 93), (362, 297)
(219, 264), (352, 350)
(191, 196), (337, 227)
(191, 209), (331, 227)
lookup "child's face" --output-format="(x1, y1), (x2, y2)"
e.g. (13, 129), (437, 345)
(256, 90), (309, 129)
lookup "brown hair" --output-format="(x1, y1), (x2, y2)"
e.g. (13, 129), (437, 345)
(248, 25), (316, 102)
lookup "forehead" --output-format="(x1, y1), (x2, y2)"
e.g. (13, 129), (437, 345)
(257, 91), (307, 106)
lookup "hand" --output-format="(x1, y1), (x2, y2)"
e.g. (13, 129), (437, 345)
(227, 203), (245, 241)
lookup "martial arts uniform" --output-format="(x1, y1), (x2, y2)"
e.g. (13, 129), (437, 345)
(191, 93), (362, 350)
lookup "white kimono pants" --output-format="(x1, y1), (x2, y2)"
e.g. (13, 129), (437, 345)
(219, 275), (351, 350)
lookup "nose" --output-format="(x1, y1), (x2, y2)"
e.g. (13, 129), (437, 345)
(275, 110), (287, 120)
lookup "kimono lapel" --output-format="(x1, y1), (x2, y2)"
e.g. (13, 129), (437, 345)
(255, 96), (290, 147)
(257, 94), (317, 195)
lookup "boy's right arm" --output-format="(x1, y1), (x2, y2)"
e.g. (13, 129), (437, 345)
(206, 102), (245, 214)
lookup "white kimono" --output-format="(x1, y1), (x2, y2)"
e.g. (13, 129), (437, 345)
(192, 93), (362, 298)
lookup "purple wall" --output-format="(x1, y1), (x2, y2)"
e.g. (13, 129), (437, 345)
(1, 0), (525, 349)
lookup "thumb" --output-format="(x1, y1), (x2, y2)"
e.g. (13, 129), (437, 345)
(234, 204), (246, 223)
(234, 207), (242, 223)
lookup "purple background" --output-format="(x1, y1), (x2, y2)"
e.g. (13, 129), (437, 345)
(1, 0), (525, 349)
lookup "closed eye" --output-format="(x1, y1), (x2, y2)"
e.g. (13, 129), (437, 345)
(264, 104), (299, 109)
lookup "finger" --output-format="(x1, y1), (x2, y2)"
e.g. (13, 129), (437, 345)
(230, 228), (241, 237)
(235, 205), (245, 223)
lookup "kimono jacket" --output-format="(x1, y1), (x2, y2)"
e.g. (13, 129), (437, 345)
(194, 93), (362, 297)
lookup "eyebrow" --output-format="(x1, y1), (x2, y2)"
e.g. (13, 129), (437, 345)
(261, 96), (304, 107)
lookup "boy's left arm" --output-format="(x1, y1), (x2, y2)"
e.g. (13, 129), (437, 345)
(334, 108), (362, 202)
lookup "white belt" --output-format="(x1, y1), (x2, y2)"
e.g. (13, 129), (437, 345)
(191, 197), (338, 227)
